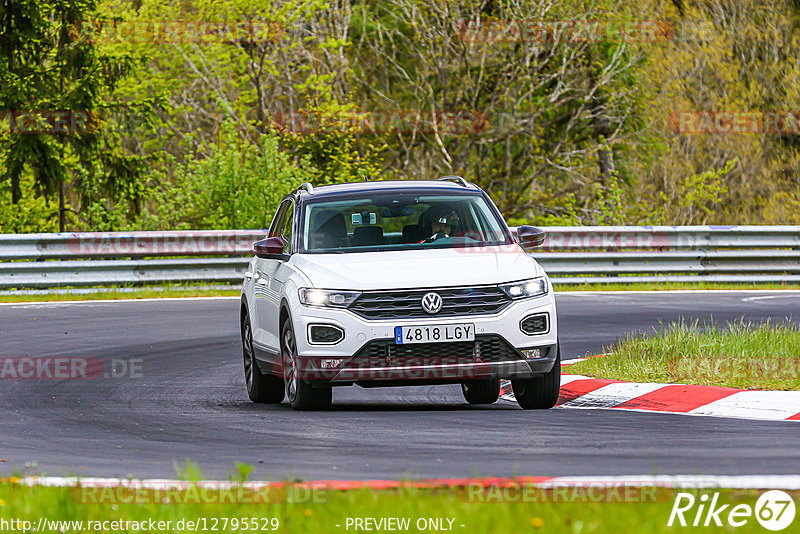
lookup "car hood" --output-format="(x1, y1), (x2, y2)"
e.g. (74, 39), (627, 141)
(291, 246), (544, 290)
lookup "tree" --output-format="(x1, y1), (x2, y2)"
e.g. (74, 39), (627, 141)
(0, 0), (142, 231)
(351, 0), (656, 218)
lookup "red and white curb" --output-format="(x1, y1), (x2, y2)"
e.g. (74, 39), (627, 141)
(500, 359), (800, 422)
(6, 474), (800, 491)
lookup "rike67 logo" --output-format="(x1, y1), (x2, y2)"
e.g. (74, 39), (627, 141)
(668, 490), (796, 530)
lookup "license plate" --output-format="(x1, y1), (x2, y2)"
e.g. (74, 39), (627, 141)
(394, 324), (475, 345)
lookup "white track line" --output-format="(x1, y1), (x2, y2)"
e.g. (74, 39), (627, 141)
(560, 382), (667, 409)
(0, 296), (240, 307)
(689, 391), (800, 421)
(554, 375), (800, 422)
(559, 374), (594, 384)
(10, 475), (800, 490)
(558, 290), (800, 295)
(542, 475), (800, 490)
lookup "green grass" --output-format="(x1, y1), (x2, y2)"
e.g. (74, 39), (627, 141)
(1, 281), (797, 304)
(0, 286), (240, 303)
(0, 480), (791, 534)
(568, 320), (800, 390)
(554, 281), (800, 291)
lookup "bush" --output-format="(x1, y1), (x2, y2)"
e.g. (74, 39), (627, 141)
(137, 125), (317, 231)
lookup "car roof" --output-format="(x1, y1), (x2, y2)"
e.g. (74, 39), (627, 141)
(295, 179), (482, 200)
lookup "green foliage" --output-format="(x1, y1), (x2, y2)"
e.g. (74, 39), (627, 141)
(1, 479), (785, 534)
(2, 0), (800, 232)
(0, 175), (59, 233)
(173, 459), (204, 482)
(652, 158), (738, 225)
(233, 462), (254, 483)
(279, 98), (386, 184)
(0, 0), (146, 231)
(569, 319), (800, 390)
(593, 172), (628, 226)
(507, 193), (582, 227)
(137, 124), (315, 230)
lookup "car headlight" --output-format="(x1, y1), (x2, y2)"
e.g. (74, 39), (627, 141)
(298, 288), (361, 308)
(499, 278), (548, 299)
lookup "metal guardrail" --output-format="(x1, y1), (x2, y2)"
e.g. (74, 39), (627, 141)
(0, 258), (248, 288)
(0, 227), (798, 288)
(0, 230), (264, 260)
(537, 226), (800, 250)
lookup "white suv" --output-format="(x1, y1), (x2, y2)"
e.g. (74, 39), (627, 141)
(240, 178), (559, 410)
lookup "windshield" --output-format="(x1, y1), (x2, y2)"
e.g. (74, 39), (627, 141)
(299, 191), (512, 253)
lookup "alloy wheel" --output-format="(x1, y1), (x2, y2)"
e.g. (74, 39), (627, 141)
(283, 327), (298, 402)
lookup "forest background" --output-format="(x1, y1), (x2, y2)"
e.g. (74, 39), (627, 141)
(2, 0), (799, 233)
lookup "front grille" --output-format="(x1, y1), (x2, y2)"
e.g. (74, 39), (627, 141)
(349, 286), (511, 320)
(349, 335), (520, 368)
(520, 313), (549, 335)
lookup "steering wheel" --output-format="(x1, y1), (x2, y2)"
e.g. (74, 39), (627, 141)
(422, 231), (449, 243)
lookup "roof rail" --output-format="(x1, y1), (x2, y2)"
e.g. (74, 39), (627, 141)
(437, 175), (470, 187)
(297, 182), (314, 194)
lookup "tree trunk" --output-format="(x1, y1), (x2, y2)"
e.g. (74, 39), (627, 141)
(595, 129), (616, 185)
(11, 174), (21, 204)
(59, 178), (65, 232)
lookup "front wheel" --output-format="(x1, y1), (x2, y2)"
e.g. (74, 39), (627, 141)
(242, 314), (284, 404)
(281, 318), (332, 411)
(511, 345), (561, 410)
(461, 378), (501, 404)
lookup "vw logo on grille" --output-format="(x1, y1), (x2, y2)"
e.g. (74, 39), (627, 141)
(421, 292), (443, 314)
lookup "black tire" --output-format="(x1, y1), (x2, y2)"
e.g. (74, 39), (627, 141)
(242, 313), (284, 404)
(511, 345), (561, 410)
(461, 378), (501, 404)
(281, 318), (332, 411)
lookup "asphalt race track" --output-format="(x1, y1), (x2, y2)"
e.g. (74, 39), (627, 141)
(1, 291), (798, 480)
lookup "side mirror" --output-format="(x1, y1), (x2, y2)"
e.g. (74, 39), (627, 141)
(516, 226), (547, 249)
(254, 237), (289, 260)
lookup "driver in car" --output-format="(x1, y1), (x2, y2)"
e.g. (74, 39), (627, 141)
(421, 207), (460, 243)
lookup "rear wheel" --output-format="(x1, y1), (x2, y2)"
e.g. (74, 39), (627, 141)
(242, 314), (284, 404)
(461, 378), (501, 404)
(282, 318), (332, 411)
(512, 345), (561, 410)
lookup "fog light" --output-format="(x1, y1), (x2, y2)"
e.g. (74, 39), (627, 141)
(520, 312), (549, 335)
(308, 324), (344, 345)
(521, 348), (542, 359)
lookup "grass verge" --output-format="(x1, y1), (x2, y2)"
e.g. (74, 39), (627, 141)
(568, 320), (800, 390)
(1, 282), (798, 303)
(0, 286), (240, 303)
(0, 480), (791, 534)
(554, 281), (800, 291)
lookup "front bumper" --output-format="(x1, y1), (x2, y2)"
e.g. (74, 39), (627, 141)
(290, 294), (558, 384)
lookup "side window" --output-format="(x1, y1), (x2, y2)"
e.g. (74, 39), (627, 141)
(281, 202), (294, 254)
(268, 200), (291, 238)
